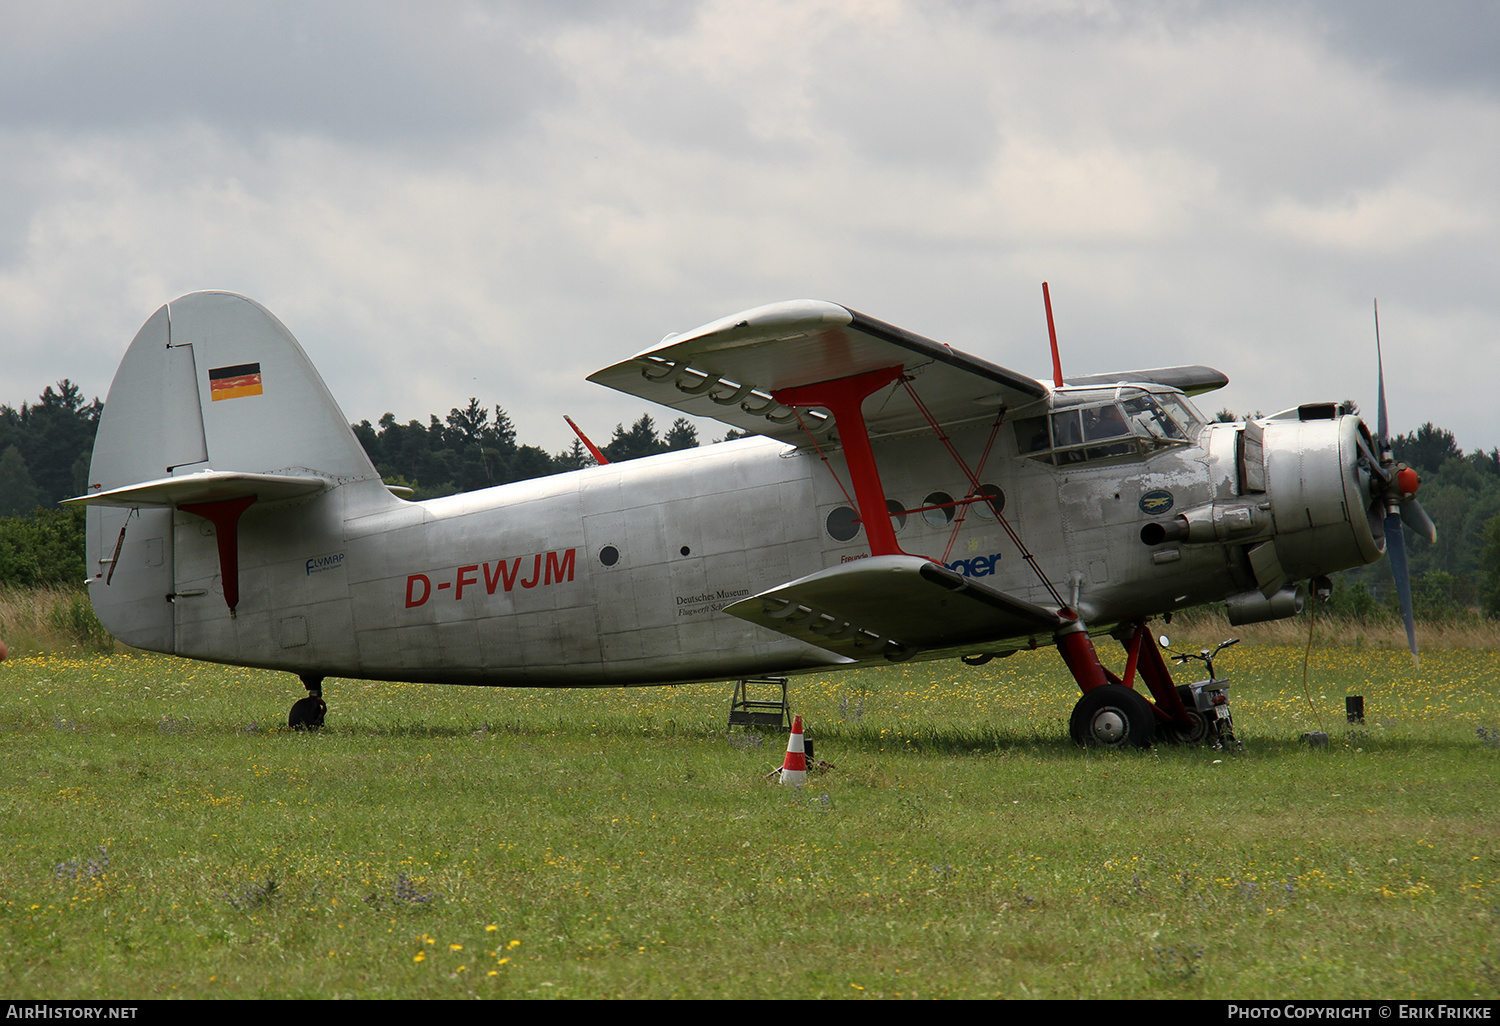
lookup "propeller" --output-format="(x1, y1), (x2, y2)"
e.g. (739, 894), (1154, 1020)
(1370, 300), (1436, 668)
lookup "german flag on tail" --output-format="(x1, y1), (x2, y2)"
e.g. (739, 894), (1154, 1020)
(209, 363), (263, 401)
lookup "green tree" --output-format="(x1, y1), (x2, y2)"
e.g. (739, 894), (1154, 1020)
(663, 417), (699, 452)
(0, 506), (88, 587)
(1405, 571), (1467, 623)
(1470, 448), (1500, 479)
(353, 400), (553, 498)
(604, 415), (665, 463)
(0, 379), (102, 508)
(554, 438), (594, 472)
(1324, 575), (1388, 620)
(445, 397), (489, 444)
(14, 381), (102, 505)
(1394, 423), (1462, 477)
(0, 445), (41, 517)
(1479, 514), (1500, 617)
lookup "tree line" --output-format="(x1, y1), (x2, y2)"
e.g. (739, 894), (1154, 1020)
(0, 382), (703, 586)
(350, 399), (700, 500)
(0, 380), (101, 516)
(1327, 423), (1500, 620)
(1, 380), (1496, 618)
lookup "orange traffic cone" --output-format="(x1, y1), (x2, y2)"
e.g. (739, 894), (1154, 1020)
(779, 715), (808, 785)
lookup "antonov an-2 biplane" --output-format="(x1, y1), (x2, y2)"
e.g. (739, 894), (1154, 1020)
(67, 290), (1433, 746)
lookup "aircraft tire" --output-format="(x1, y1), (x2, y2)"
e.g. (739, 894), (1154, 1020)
(1070, 684), (1155, 749)
(289, 696), (326, 731)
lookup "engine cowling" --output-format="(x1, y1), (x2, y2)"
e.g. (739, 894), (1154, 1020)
(1258, 413), (1385, 583)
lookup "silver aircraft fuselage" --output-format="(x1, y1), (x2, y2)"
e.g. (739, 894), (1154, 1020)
(76, 292), (1393, 716)
(154, 410), (1375, 686)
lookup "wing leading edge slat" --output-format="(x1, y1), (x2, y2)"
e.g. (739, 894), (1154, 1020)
(587, 301), (1049, 443)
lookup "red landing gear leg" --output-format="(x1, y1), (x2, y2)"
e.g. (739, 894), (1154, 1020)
(1056, 620), (1157, 748)
(1124, 623), (1198, 744)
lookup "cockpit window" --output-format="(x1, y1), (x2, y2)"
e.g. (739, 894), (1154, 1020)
(1051, 409), (1083, 449)
(1122, 393), (1184, 441)
(1015, 387), (1202, 466)
(1017, 416), (1050, 454)
(1083, 404), (1130, 441)
(1156, 392), (1206, 434)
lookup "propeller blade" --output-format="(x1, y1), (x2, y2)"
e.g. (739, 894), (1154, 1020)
(1384, 509), (1420, 669)
(1375, 299), (1390, 448)
(1371, 300), (1426, 669)
(1400, 497), (1437, 546)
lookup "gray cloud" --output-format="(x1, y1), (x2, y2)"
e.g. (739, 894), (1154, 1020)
(1292, 0), (1500, 96)
(0, 2), (566, 144)
(0, 0), (1493, 456)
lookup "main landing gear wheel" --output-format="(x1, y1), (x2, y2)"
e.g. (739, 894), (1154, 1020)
(1070, 684), (1156, 749)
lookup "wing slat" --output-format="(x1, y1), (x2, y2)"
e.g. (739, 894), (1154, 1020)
(722, 555), (1061, 660)
(588, 301), (1048, 442)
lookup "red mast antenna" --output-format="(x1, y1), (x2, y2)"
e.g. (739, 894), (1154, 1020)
(1042, 281), (1064, 388)
(563, 415), (610, 466)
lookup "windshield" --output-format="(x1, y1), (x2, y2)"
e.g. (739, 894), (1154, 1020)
(1014, 387), (1201, 466)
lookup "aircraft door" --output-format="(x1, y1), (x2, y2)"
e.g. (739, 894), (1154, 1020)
(583, 504), (680, 665)
(1055, 471), (1137, 611)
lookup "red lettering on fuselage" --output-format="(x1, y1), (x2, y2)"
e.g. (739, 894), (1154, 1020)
(520, 552), (543, 589)
(404, 548), (577, 607)
(455, 564), (479, 599)
(546, 548), (575, 585)
(484, 557), (521, 593)
(405, 574), (431, 608)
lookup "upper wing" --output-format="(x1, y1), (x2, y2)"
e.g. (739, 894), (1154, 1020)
(723, 555), (1062, 661)
(1064, 365), (1229, 396)
(587, 300), (1048, 443)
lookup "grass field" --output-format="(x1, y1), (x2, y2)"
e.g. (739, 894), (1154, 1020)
(1, 633), (1497, 999)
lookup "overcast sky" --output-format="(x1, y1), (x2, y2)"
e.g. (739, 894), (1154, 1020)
(1, 0), (1495, 458)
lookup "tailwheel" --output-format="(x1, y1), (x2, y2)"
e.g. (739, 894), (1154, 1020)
(290, 674), (326, 730)
(1070, 684), (1156, 749)
(289, 696), (326, 730)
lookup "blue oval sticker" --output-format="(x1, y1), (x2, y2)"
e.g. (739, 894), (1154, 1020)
(1139, 489), (1174, 515)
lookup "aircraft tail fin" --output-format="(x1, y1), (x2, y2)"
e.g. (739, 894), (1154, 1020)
(81, 291), (382, 496)
(71, 292), (389, 651)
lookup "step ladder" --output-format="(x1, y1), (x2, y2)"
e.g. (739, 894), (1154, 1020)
(728, 677), (790, 729)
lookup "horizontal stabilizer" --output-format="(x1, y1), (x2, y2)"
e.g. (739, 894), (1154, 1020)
(65, 470), (328, 509)
(589, 300), (1048, 443)
(722, 555), (1061, 660)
